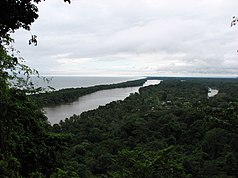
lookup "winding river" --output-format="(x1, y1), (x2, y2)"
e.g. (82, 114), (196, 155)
(44, 80), (161, 124)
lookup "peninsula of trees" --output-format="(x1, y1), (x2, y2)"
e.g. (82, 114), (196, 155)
(31, 78), (147, 106)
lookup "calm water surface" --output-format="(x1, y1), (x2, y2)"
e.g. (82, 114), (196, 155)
(44, 80), (161, 124)
(208, 88), (219, 98)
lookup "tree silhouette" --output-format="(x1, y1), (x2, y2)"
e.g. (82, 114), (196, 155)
(0, 0), (70, 44)
(0, 1), (71, 176)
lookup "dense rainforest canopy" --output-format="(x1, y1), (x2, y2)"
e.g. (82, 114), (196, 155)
(1, 0), (238, 177)
(48, 78), (238, 177)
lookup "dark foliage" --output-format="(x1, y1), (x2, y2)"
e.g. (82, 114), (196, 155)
(0, 0), (70, 40)
(1, 1), (238, 177)
(53, 78), (238, 177)
(0, 1), (71, 177)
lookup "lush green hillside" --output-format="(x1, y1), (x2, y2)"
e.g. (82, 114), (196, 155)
(52, 78), (238, 177)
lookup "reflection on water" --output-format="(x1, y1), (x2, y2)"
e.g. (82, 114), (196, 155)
(44, 87), (140, 124)
(44, 80), (161, 124)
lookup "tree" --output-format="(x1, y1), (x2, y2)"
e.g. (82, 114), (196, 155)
(111, 146), (188, 178)
(0, 0), (71, 177)
(0, 0), (70, 86)
(0, 0), (70, 38)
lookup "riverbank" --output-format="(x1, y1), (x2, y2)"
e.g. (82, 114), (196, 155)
(31, 78), (147, 107)
(44, 79), (162, 124)
(53, 78), (238, 177)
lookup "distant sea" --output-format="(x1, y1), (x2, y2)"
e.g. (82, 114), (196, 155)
(32, 76), (143, 90)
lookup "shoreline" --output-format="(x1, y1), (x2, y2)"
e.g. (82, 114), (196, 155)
(31, 78), (148, 107)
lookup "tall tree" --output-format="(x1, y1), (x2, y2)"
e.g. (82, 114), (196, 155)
(0, 1), (71, 177)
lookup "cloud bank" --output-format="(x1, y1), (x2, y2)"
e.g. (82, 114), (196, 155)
(13, 0), (238, 77)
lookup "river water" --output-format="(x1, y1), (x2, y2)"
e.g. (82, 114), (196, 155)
(44, 80), (161, 124)
(208, 88), (219, 98)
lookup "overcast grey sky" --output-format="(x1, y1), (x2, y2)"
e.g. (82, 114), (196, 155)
(13, 0), (238, 77)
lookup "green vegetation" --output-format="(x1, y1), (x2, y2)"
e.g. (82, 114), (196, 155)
(31, 78), (147, 106)
(0, 43), (71, 177)
(1, 1), (238, 177)
(50, 78), (238, 177)
(2, 62), (238, 177)
(1, 1), (71, 177)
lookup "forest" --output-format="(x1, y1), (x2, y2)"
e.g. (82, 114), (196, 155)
(1, 77), (238, 177)
(45, 78), (237, 178)
(1, 0), (238, 177)
(25, 78), (238, 177)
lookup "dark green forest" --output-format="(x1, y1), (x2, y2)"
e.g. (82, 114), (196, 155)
(1, 0), (238, 177)
(10, 77), (235, 177)
(46, 78), (238, 178)
(2, 76), (238, 177)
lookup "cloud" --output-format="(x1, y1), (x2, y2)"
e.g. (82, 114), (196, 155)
(12, 0), (238, 76)
(57, 58), (92, 64)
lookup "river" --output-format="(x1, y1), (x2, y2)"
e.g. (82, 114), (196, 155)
(208, 88), (219, 98)
(44, 80), (161, 124)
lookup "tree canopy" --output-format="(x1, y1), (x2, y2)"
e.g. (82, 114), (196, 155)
(0, 1), (71, 177)
(0, 0), (70, 91)
(0, 0), (70, 40)
(1, 1), (238, 177)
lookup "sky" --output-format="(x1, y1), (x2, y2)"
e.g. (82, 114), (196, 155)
(12, 0), (238, 77)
